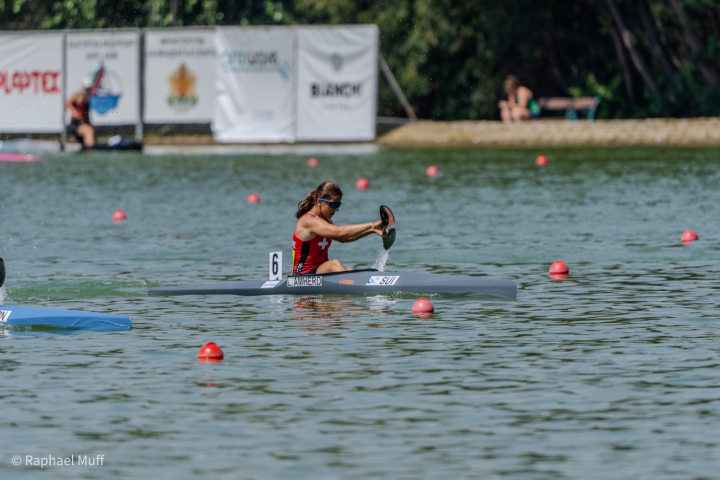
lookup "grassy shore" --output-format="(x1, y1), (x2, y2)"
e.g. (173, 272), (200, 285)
(376, 118), (720, 148)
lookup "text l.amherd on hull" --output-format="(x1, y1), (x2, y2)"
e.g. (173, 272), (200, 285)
(287, 276), (323, 287)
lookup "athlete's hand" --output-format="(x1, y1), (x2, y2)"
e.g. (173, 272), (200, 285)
(371, 222), (388, 237)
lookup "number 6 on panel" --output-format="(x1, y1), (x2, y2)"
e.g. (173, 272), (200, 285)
(269, 252), (282, 281)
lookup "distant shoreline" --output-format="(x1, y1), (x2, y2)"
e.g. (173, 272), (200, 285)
(376, 118), (720, 148)
(141, 117), (720, 149)
(5, 118), (720, 151)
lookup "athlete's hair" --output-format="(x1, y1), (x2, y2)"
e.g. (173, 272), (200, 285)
(296, 181), (343, 219)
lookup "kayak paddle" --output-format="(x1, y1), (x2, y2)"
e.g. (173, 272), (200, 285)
(0, 258), (5, 288)
(380, 205), (395, 228)
(383, 228), (396, 250)
(379, 205), (396, 250)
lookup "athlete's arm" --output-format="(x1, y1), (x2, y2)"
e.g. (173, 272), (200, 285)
(337, 224), (387, 243)
(301, 216), (383, 243)
(514, 87), (532, 108)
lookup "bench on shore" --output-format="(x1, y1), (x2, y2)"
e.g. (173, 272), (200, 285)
(537, 96), (600, 122)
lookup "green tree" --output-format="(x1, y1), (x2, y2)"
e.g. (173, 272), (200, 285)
(2, 0), (719, 119)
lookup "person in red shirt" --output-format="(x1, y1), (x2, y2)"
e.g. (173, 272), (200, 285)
(65, 76), (95, 147)
(293, 181), (387, 275)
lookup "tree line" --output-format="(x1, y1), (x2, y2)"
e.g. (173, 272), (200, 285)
(3, 0), (719, 120)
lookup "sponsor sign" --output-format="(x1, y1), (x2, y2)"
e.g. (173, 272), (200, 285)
(0, 310), (11, 323)
(339, 279), (354, 285)
(144, 30), (216, 123)
(212, 27), (296, 143)
(66, 31), (140, 126)
(0, 33), (64, 132)
(296, 25), (378, 141)
(287, 276), (323, 287)
(261, 280), (281, 289)
(366, 276), (399, 286)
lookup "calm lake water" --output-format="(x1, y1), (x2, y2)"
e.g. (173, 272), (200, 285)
(1, 147), (719, 479)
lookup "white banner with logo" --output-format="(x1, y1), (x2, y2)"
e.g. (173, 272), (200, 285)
(66, 31), (140, 126)
(144, 29), (216, 123)
(212, 27), (295, 143)
(296, 26), (378, 142)
(0, 34), (64, 133)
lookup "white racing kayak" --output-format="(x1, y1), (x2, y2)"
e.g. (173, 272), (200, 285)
(148, 269), (517, 299)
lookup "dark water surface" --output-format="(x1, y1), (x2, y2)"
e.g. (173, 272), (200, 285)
(1, 148), (719, 479)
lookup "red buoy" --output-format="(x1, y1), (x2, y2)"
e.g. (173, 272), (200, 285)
(536, 155), (548, 166)
(681, 230), (698, 243)
(549, 260), (569, 279)
(549, 261), (569, 274)
(112, 210), (127, 222)
(412, 298), (434, 314)
(307, 157), (319, 167)
(246, 193), (261, 204)
(549, 260), (569, 274)
(356, 178), (370, 190)
(426, 165), (439, 177)
(197, 342), (224, 361)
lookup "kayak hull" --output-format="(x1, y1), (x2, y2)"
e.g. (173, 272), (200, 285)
(0, 305), (132, 331)
(149, 270), (517, 299)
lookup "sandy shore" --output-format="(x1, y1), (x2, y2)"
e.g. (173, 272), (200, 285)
(139, 117), (720, 149)
(376, 118), (720, 148)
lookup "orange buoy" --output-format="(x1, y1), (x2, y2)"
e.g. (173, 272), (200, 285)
(412, 298), (434, 314)
(198, 342), (224, 362)
(307, 157), (319, 167)
(246, 193), (261, 204)
(681, 230), (698, 243)
(549, 260), (569, 279)
(549, 261), (569, 274)
(426, 165), (439, 177)
(112, 210), (127, 222)
(536, 155), (548, 166)
(356, 178), (370, 190)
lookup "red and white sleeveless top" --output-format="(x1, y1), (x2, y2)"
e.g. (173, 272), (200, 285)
(292, 212), (332, 275)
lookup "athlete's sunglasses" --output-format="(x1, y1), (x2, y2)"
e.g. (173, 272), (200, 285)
(318, 198), (342, 209)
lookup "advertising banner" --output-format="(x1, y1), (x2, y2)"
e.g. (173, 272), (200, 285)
(0, 34), (64, 133)
(296, 25), (378, 142)
(144, 29), (216, 123)
(66, 31), (140, 126)
(212, 27), (295, 143)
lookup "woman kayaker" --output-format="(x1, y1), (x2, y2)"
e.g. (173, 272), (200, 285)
(293, 181), (387, 275)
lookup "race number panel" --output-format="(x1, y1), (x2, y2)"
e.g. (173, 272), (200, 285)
(269, 252), (282, 281)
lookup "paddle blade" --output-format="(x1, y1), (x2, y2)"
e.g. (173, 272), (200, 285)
(380, 205), (395, 227)
(383, 228), (396, 250)
(0, 258), (5, 288)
